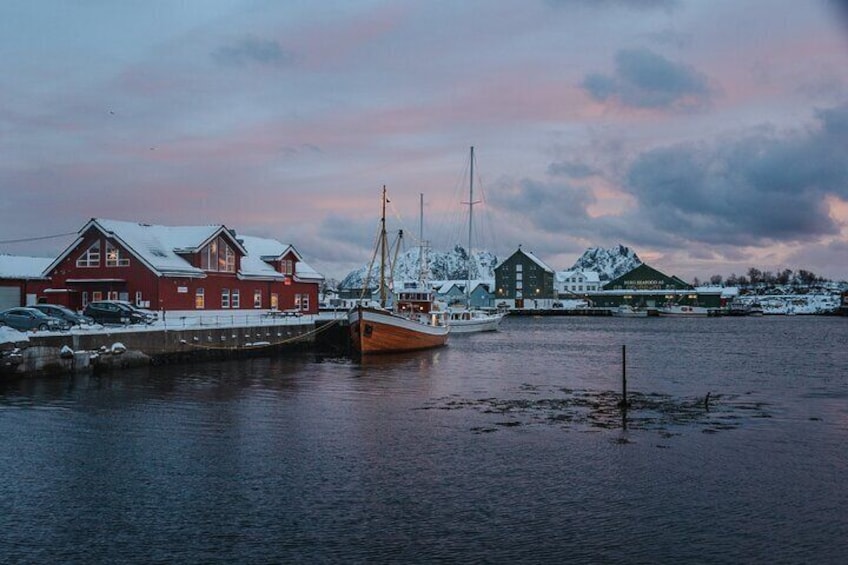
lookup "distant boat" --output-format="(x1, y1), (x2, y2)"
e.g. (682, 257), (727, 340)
(348, 187), (449, 355)
(444, 307), (504, 333)
(445, 146), (505, 334)
(611, 304), (648, 318)
(658, 304), (710, 317)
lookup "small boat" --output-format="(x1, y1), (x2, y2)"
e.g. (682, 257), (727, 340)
(611, 304), (648, 318)
(444, 307), (505, 333)
(348, 187), (449, 355)
(658, 304), (710, 317)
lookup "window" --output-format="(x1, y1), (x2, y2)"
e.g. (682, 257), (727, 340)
(195, 288), (205, 309)
(200, 237), (236, 272)
(135, 291), (143, 306)
(76, 241), (101, 267)
(106, 241), (130, 267)
(92, 291), (103, 301)
(232, 289), (240, 308)
(270, 293), (278, 310)
(253, 290), (262, 308)
(295, 294), (302, 309)
(516, 281), (523, 290)
(516, 272), (523, 281)
(108, 291), (118, 300)
(300, 294), (309, 311)
(82, 292), (89, 307)
(221, 289), (230, 309)
(283, 259), (293, 275)
(516, 264), (523, 273)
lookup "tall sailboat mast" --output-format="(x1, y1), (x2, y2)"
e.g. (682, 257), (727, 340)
(380, 185), (388, 308)
(464, 146), (481, 302)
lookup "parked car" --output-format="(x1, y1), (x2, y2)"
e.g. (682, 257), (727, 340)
(32, 304), (95, 327)
(83, 301), (155, 325)
(113, 300), (159, 323)
(0, 307), (69, 332)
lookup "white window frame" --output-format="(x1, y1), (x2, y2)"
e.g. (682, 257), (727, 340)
(232, 289), (240, 309)
(195, 288), (205, 309)
(221, 289), (230, 309)
(253, 289), (262, 309)
(106, 241), (130, 267)
(76, 241), (101, 268)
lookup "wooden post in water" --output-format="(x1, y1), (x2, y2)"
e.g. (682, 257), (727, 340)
(618, 344), (629, 409)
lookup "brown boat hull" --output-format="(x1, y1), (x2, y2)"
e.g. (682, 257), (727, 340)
(349, 306), (448, 354)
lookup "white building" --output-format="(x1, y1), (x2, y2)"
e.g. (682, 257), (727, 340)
(555, 270), (601, 296)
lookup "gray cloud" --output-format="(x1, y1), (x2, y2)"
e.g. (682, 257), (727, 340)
(624, 102), (848, 245)
(546, 0), (677, 10)
(582, 48), (712, 110)
(212, 36), (294, 68)
(547, 160), (598, 179)
(488, 178), (596, 232)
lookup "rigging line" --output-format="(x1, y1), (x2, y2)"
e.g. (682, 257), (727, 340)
(0, 231), (77, 244)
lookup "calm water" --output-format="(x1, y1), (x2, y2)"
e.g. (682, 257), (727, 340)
(1, 316), (847, 563)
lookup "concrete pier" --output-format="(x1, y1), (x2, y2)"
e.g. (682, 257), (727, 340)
(1, 320), (325, 378)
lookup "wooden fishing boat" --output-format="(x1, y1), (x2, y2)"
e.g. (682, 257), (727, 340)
(348, 187), (448, 355)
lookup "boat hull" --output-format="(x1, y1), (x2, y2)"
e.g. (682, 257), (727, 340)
(658, 305), (710, 317)
(349, 306), (449, 354)
(446, 311), (505, 333)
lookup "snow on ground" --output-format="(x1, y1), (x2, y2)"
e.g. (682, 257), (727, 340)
(0, 326), (30, 346)
(734, 293), (841, 314)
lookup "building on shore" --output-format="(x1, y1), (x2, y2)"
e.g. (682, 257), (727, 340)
(494, 247), (556, 308)
(0, 255), (53, 309)
(37, 218), (323, 314)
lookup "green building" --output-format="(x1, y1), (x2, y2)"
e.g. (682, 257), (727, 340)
(494, 248), (556, 308)
(590, 263), (723, 309)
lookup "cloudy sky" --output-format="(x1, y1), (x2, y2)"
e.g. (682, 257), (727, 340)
(3, 0), (848, 282)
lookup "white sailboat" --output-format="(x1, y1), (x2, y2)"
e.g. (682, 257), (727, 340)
(445, 146), (505, 334)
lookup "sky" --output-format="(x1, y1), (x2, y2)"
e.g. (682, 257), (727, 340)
(2, 0), (848, 283)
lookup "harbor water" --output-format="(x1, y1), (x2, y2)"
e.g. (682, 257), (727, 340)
(1, 315), (847, 563)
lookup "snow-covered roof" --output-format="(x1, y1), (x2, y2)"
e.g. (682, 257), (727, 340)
(556, 270), (601, 283)
(522, 250), (554, 273)
(46, 219), (323, 282)
(0, 255), (52, 279)
(236, 235), (322, 281)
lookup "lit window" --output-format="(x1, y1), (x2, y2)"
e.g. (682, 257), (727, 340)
(76, 241), (101, 267)
(92, 291), (102, 301)
(270, 293), (278, 310)
(195, 288), (205, 309)
(201, 237), (236, 273)
(253, 290), (262, 308)
(106, 242), (130, 267)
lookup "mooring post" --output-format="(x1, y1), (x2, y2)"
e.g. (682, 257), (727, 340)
(622, 344), (627, 406)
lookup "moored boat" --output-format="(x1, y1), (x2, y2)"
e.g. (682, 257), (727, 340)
(611, 304), (648, 318)
(444, 307), (505, 333)
(658, 304), (710, 317)
(348, 187), (449, 355)
(445, 146), (504, 334)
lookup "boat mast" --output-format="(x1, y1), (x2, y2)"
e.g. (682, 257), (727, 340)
(464, 146), (481, 303)
(380, 185), (388, 308)
(418, 193), (428, 285)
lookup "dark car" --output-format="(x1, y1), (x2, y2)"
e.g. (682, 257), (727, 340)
(33, 304), (95, 327)
(83, 301), (153, 325)
(0, 307), (69, 332)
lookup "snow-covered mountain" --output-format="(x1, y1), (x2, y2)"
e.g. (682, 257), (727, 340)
(340, 245), (498, 289)
(569, 245), (642, 281)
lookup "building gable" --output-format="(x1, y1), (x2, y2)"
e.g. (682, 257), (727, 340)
(603, 263), (692, 291)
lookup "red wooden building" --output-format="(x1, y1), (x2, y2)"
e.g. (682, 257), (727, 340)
(0, 255), (53, 309)
(41, 219), (323, 313)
